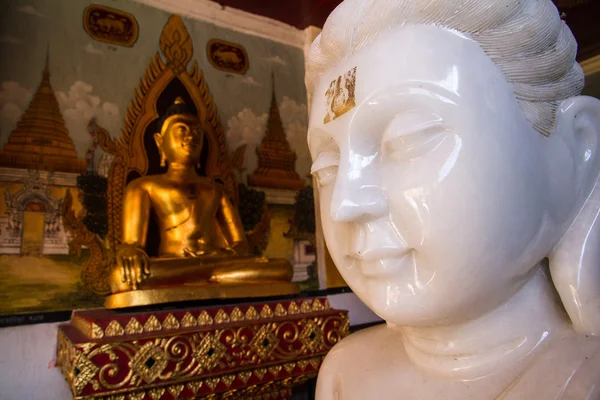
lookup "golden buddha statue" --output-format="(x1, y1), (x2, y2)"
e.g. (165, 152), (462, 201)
(105, 98), (296, 308)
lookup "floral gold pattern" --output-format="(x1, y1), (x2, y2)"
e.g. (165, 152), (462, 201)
(245, 306), (259, 320)
(230, 307), (244, 322)
(194, 333), (227, 371)
(148, 387), (165, 400)
(250, 325), (279, 360)
(143, 316), (162, 333)
(260, 305), (274, 319)
(130, 342), (168, 384)
(181, 312), (197, 328)
(300, 301), (311, 314)
(73, 352), (99, 395)
(274, 304), (287, 317)
(125, 318), (143, 335)
(198, 311), (213, 326)
(215, 309), (230, 324)
(205, 377), (220, 391)
(300, 319), (324, 354)
(168, 384), (184, 398)
(162, 314), (180, 330)
(238, 371), (252, 384)
(269, 365), (283, 377)
(105, 320), (124, 337)
(288, 302), (300, 315)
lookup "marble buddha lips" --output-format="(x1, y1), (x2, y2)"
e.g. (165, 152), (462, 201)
(350, 248), (413, 278)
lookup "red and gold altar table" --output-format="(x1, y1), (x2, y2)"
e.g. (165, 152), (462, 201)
(56, 297), (348, 399)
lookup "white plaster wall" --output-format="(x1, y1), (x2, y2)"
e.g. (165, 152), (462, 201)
(327, 292), (382, 326)
(0, 322), (70, 400)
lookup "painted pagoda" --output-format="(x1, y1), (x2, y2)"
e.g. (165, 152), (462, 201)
(248, 75), (306, 191)
(0, 52), (86, 174)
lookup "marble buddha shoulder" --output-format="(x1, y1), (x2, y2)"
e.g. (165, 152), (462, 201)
(317, 325), (600, 400)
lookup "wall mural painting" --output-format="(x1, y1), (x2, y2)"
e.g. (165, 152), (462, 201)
(83, 4), (139, 47)
(0, 0), (315, 317)
(207, 39), (249, 75)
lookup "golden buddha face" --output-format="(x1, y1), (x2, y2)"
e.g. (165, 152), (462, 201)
(155, 115), (204, 165)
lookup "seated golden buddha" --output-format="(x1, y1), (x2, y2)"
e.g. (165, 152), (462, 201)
(105, 98), (296, 308)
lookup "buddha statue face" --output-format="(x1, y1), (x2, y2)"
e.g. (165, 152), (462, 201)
(155, 102), (204, 166)
(307, 1), (600, 329)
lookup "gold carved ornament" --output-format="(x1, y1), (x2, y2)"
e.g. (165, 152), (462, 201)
(64, 14), (247, 293)
(57, 326), (331, 396)
(56, 300), (344, 398)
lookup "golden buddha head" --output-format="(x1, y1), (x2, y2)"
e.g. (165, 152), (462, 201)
(154, 97), (204, 166)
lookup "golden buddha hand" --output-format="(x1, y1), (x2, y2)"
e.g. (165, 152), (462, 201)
(116, 244), (150, 290)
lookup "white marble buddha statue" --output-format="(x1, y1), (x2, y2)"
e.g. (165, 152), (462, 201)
(305, 0), (600, 398)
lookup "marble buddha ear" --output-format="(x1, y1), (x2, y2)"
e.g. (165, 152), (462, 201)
(154, 133), (166, 167)
(554, 96), (600, 195)
(549, 95), (600, 336)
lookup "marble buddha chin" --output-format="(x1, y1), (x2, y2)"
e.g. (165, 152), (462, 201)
(305, 0), (600, 398)
(105, 98), (295, 308)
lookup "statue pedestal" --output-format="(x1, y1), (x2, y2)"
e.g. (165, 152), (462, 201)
(56, 297), (348, 399)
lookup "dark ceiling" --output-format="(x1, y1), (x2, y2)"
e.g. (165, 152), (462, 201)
(216, 0), (599, 61)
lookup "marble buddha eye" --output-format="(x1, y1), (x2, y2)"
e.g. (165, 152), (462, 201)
(311, 150), (339, 187)
(310, 133), (340, 187)
(382, 111), (446, 162)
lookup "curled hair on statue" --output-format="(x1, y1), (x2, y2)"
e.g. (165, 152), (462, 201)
(156, 97), (198, 134)
(305, 0), (584, 137)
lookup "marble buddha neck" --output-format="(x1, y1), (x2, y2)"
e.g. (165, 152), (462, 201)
(399, 264), (569, 381)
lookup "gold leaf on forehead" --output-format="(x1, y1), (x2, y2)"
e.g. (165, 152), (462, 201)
(260, 305), (273, 319)
(105, 320), (124, 337)
(288, 301), (300, 315)
(163, 314), (180, 330)
(215, 309), (230, 324)
(144, 315), (162, 332)
(324, 66), (357, 124)
(125, 318), (143, 335)
(274, 304), (287, 317)
(128, 393), (144, 400)
(245, 306), (259, 320)
(181, 312), (197, 328)
(230, 307), (244, 322)
(198, 310), (213, 326)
